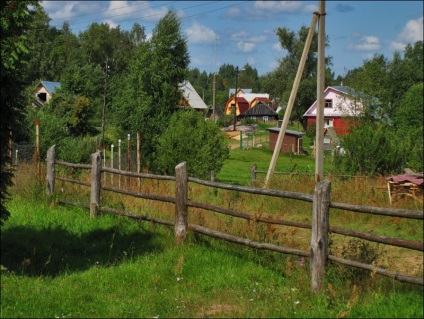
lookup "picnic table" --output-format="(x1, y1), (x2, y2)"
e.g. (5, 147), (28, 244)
(387, 172), (423, 204)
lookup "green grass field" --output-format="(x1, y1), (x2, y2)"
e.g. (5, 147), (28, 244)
(1, 196), (423, 318)
(1, 131), (423, 318)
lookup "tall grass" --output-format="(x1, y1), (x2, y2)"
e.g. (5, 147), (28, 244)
(2, 196), (423, 318)
(1, 152), (423, 318)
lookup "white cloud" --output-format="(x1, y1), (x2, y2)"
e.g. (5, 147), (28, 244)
(349, 35), (381, 51)
(303, 4), (318, 14)
(186, 22), (217, 44)
(390, 16), (423, 50)
(399, 16), (423, 42)
(238, 42), (256, 53)
(103, 19), (118, 29)
(43, 1), (77, 20)
(272, 42), (283, 51)
(254, 1), (302, 13)
(105, 1), (168, 23)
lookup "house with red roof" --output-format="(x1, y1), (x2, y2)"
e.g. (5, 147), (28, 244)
(303, 86), (377, 135)
(224, 89), (271, 118)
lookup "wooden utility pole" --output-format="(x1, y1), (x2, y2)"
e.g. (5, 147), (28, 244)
(264, 12), (319, 187)
(127, 134), (131, 189)
(315, 0), (326, 182)
(213, 37), (217, 123)
(233, 66), (239, 131)
(35, 119), (41, 178)
(100, 56), (109, 151)
(137, 131), (141, 188)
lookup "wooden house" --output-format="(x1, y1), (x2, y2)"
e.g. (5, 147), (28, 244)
(267, 128), (305, 154)
(238, 102), (278, 123)
(178, 81), (208, 112)
(224, 89), (271, 117)
(34, 81), (61, 108)
(303, 86), (374, 135)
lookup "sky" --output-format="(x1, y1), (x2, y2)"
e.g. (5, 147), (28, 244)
(41, 1), (423, 78)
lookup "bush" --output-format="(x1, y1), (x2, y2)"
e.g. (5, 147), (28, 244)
(329, 238), (384, 284)
(57, 136), (96, 164)
(334, 121), (408, 176)
(154, 110), (230, 179)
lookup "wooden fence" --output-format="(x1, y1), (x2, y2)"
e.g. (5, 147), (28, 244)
(45, 145), (424, 292)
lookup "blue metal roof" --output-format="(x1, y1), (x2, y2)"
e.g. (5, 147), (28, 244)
(41, 81), (61, 94)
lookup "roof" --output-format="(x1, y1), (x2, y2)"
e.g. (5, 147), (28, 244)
(387, 174), (423, 186)
(240, 102), (278, 117)
(266, 128), (305, 137)
(239, 93), (269, 104)
(207, 104), (225, 119)
(179, 81), (208, 110)
(303, 86), (378, 118)
(40, 81), (61, 94)
(228, 88), (252, 97)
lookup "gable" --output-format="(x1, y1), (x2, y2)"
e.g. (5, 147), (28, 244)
(303, 86), (366, 118)
(179, 81), (208, 110)
(228, 88), (252, 98)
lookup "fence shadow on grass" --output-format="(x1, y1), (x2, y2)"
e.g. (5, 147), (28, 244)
(1, 224), (161, 277)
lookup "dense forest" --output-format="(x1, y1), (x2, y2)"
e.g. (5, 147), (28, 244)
(1, 2), (423, 213)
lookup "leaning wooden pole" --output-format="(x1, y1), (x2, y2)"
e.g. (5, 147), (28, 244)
(315, 0), (326, 182)
(264, 12), (319, 188)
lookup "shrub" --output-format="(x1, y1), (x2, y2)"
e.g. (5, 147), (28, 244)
(154, 110), (230, 179)
(333, 121), (408, 176)
(329, 237), (384, 284)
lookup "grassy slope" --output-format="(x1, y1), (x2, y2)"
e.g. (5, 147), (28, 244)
(1, 196), (423, 318)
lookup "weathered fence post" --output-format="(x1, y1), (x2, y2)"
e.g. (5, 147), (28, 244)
(111, 144), (114, 186)
(137, 131), (141, 188)
(310, 179), (331, 293)
(118, 139), (122, 188)
(175, 162), (188, 245)
(90, 151), (102, 219)
(46, 145), (56, 196)
(127, 133), (131, 189)
(35, 119), (41, 178)
(251, 164), (257, 184)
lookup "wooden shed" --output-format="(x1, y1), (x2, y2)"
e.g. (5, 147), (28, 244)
(267, 128), (305, 154)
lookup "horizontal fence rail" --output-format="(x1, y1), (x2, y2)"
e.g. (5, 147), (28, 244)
(45, 145), (424, 291)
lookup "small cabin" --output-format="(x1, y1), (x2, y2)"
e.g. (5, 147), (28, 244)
(267, 128), (305, 154)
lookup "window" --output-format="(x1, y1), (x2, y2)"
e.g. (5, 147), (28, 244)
(325, 99), (332, 108)
(324, 118), (334, 127)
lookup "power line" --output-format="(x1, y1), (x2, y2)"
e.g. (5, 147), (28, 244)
(47, 1), (178, 22)
(36, 1), (248, 46)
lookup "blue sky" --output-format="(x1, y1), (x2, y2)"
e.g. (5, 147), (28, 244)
(41, 1), (423, 77)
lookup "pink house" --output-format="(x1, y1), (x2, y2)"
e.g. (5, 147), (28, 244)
(303, 86), (367, 135)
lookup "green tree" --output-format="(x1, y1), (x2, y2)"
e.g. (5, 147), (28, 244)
(1, 0), (40, 225)
(154, 110), (230, 179)
(263, 25), (334, 129)
(334, 121), (408, 176)
(393, 83), (423, 172)
(113, 11), (190, 169)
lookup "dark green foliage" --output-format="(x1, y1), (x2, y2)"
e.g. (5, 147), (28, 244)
(334, 121), (408, 176)
(113, 11), (190, 169)
(393, 83), (424, 172)
(0, 0), (40, 225)
(154, 111), (230, 179)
